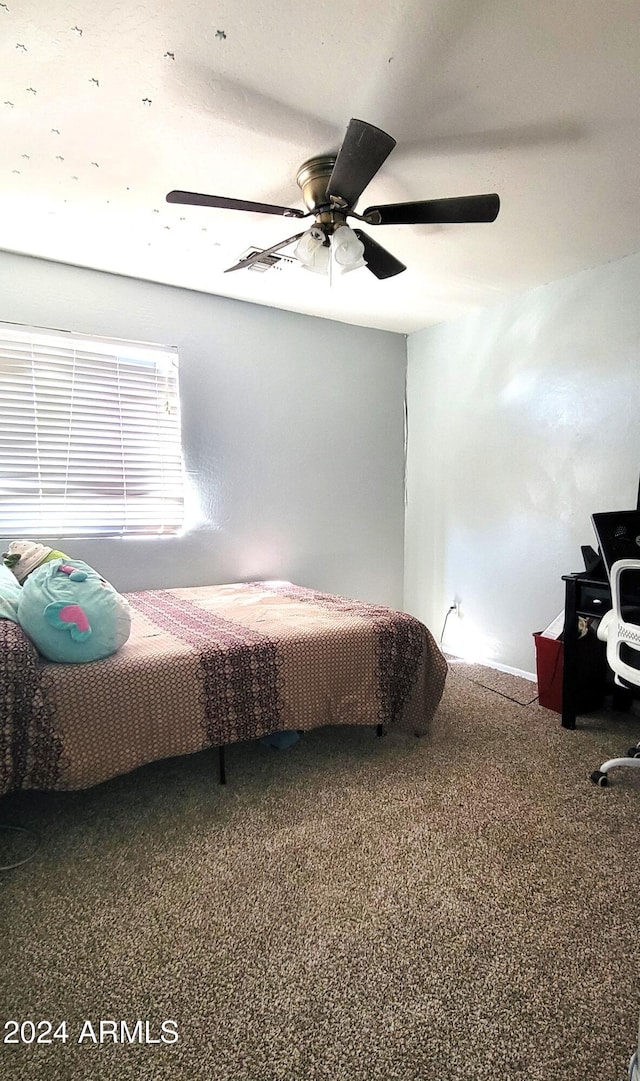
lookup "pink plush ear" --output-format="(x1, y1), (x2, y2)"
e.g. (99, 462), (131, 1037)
(44, 601), (92, 641)
(56, 564), (88, 581)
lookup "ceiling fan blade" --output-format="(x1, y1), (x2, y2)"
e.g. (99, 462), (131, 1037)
(223, 231), (308, 273)
(363, 193), (500, 225)
(166, 190), (308, 219)
(326, 119), (396, 207)
(353, 230), (406, 280)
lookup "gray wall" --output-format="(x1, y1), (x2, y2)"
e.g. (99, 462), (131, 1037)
(0, 251), (407, 605)
(405, 250), (640, 675)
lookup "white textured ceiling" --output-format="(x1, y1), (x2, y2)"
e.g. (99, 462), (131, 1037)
(2, 0), (640, 333)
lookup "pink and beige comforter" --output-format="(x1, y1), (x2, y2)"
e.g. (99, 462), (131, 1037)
(0, 580), (447, 794)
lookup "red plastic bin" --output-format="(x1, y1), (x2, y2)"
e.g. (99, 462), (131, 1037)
(533, 632), (564, 713)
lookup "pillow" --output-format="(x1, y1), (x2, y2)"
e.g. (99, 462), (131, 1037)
(0, 563), (21, 622)
(17, 558), (131, 663)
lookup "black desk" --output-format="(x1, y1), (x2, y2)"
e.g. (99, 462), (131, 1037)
(561, 572), (610, 728)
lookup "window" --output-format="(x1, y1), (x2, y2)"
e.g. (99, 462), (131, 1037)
(0, 323), (184, 537)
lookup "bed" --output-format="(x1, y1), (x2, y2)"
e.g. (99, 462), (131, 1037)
(0, 580), (447, 794)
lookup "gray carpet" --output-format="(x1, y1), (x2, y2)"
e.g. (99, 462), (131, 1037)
(445, 655), (541, 705)
(1, 662), (639, 1081)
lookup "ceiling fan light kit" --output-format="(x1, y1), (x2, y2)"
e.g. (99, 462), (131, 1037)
(294, 227), (329, 274)
(166, 118), (501, 281)
(331, 224), (367, 273)
(294, 222), (366, 277)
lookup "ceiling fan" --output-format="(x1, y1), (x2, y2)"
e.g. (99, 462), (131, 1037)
(166, 118), (500, 279)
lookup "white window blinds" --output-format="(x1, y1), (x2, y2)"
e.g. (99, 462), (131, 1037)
(0, 323), (184, 537)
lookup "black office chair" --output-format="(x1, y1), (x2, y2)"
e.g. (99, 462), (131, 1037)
(591, 558), (640, 786)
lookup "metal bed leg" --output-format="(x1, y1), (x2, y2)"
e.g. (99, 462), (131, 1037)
(218, 745), (227, 785)
(376, 724), (387, 738)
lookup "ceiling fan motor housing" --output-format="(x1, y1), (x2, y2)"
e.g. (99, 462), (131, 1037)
(296, 155), (349, 234)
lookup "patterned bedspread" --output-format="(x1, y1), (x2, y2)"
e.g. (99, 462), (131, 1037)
(0, 581), (447, 793)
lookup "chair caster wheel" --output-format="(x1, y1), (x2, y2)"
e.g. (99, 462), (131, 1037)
(626, 746), (640, 758)
(590, 770), (608, 786)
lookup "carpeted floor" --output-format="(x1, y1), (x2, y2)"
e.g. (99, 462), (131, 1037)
(1, 659), (639, 1081)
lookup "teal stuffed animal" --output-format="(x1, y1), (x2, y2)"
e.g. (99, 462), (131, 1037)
(17, 558), (131, 663)
(0, 563), (22, 622)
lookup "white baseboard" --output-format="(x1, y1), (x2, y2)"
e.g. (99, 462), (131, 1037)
(447, 653), (537, 682)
